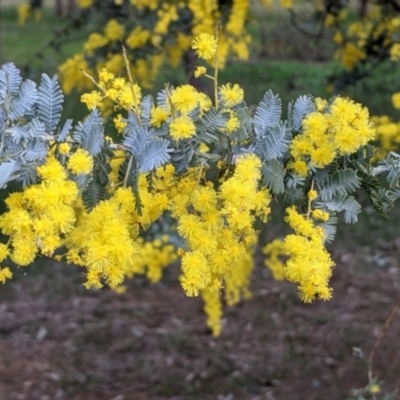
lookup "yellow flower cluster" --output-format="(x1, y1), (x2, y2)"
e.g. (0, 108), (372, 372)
(372, 115), (400, 160)
(283, 206), (335, 302)
(327, 4), (400, 71)
(170, 154), (270, 334)
(289, 97), (375, 175)
(66, 174), (170, 289)
(60, 1), (271, 92)
(262, 239), (285, 281)
(0, 158), (78, 273)
(80, 69), (142, 117)
(130, 236), (177, 283)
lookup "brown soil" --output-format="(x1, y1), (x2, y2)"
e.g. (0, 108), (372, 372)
(1, 210), (400, 400)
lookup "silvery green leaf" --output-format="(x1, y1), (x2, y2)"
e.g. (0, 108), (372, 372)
(0, 63), (22, 97)
(322, 194), (361, 224)
(72, 108), (104, 156)
(9, 79), (38, 121)
(255, 120), (290, 160)
(291, 94), (315, 132)
(57, 118), (73, 142)
(254, 90), (282, 132)
(262, 159), (286, 194)
(0, 160), (18, 188)
(140, 95), (153, 127)
(38, 74), (63, 133)
(195, 107), (229, 143)
(138, 139), (172, 172)
(24, 139), (47, 162)
(319, 169), (361, 201)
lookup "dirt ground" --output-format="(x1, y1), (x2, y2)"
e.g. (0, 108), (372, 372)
(0, 207), (400, 400)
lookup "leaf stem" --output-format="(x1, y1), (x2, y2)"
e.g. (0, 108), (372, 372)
(123, 154), (134, 188)
(306, 179), (315, 219)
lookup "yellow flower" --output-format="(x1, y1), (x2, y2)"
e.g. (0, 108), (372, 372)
(81, 91), (103, 110)
(220, 83), (244, 107)
(58, 142), (71, 155)
(392, 92), (400, 109)
(169, 116), (196, 141)
(171, 85), (199, 114)
(150, 107), (169, 127)
(280, 0), (293, 9)
(77, 0), (93, 8)
(68, 149), (93, 175)
(191, 33), (218, 61)
(194, 66), (207, 78)
(99, 68), (114, 83)
(312, 209), (329, 221)
(0, 244), (9, 262)
(368, 383), (380, 394)
(37, 157), (67, 182)
(289, 159), (308, 177)
(308, 190), (318, 201)
(226, 113), (240, 133)
(104, 19), (125, 41)
(0, 267), (12, 284)
(113, 114), (127, 133)
(18, 4), (31, 25)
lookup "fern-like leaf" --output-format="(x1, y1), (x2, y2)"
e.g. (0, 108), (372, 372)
(139, 139), (171, 172)
(37, 74), (63, 133)
(0, 160), (18, 188)
(254, 90), (282, 134)
(319, 169), (361, 201)
(255, 120), (290, 160)
(291, 94), (315, 131)
(322, 194), (361, 224)
(9, 79), (38, 121)
(0, 63), (22, 97)
(15, 162), (38, 187)
(72, 108), (104, 156)
(24, 139), (47, 162)
(195, 107), (229, 144)
(140, 95), (153, 127)
(261, 160), (286, 194)
(57, 118), (73, 142)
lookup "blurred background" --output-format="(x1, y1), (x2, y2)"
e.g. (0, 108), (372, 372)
(0, 1), (399, 399)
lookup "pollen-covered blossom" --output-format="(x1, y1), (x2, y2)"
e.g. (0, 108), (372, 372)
(263, 239), (285, 281)
(392, 92), (400, 109)
(81, 91), (103, 110)
(194, 66), (207, 78)
(113, 114), (127, 133)
(219, 83), (244, 107)
(225, 112), (240, 133)
(170, 85), (200, 114)
(58, 142), (71, 156)
(104, 19), (125, 41)
(0, 266), (12, 283)
(98, 68), (114, 83)
(0, 157), (79, 266)
(77, 0), (93, 8)
(191, 33), (218, 60)
(282, 206), (335, 303)
(202, 287), (223, 336)
(68, 148), (93, 175)
(289, 96), (375, 171)
(150, 107), (169, 127)
(169, 115), (196, 140)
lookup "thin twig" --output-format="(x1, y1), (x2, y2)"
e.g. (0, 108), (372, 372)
(368, 298), (400, 381)
(80, 69), (106, 94)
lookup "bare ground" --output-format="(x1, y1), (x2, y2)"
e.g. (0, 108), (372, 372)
(0, 209), (400, 400)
